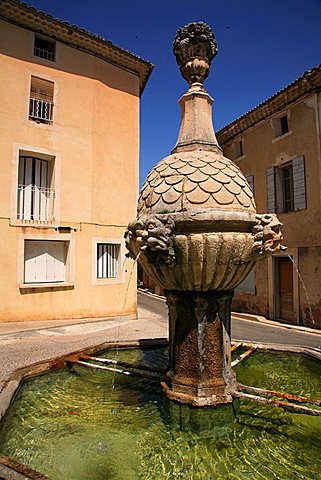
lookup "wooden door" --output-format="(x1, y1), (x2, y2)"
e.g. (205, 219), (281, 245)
(278, 257), (294, 321)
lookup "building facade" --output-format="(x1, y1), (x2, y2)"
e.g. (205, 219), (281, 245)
(217, 65), (321, 328)
(0, 0), (153, 321)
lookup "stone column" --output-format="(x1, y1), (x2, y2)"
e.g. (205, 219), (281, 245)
(162, 290), (235, 406)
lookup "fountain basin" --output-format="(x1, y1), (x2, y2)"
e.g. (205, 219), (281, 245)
(0, 344), (321, 480)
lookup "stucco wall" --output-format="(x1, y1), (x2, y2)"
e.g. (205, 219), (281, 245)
(0, 20), (140, 321)
(221, 93), (321, 325)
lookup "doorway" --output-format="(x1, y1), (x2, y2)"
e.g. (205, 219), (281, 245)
(277, 257), (294, 322)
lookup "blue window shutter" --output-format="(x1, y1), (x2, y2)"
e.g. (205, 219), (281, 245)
(292, 156), (306, 211)
(266, 166), (276, 213)
(246, 175), (254, 194)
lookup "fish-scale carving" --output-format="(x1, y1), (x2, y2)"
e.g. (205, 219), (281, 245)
(227, 163), (241, 174)
(162, 188), (182, 204)
(188, 169), (209, 183)
(159, 165), (176, 177)
(182, 178), (198, 193)
(155, 162), (169, 173)
(177, 164), (197, 176)
(173, 180), (185, 192)
(235, 191), (252, 208)
(141, 185), (152, 200)
(146, 191), (159, 208)
(154, 182), (171, 195)
(224, 181), (242, 196)
(189, 158), (208, 168)
(243, 183), (254, 198)
(164, 175), (183, 185)
(171, 159), (186, 169)
(215, 170), (234, 184)
(199, 177), (223, 194)
(146, 169), (158, 182)
(137, 150), (256, 215)
(186, 186), (211, 204)
(212, 187), (235, 205)
(199, 164), (220, 176)
(150, 176), (164, 188)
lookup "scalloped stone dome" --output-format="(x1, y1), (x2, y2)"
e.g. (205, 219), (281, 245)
(137, 150), (256, 215)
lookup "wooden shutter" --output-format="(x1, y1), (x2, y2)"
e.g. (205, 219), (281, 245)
(30, 77), (54, 101)
(292, 156), (306, 211)
(266, 166), (276, 213)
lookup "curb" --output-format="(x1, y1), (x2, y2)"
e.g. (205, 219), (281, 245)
(138, 288), (321, 336)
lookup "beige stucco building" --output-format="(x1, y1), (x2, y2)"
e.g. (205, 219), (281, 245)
(217, 65), (321, 329)
(0, 0), (153, 321)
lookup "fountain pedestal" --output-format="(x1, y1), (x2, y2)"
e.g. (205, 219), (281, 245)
(162, 290), (235, 406)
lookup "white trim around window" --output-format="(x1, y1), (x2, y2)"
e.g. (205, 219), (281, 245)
(92, 237), (126, 286)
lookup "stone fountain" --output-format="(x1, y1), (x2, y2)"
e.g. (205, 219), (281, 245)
(125, 22), (283, 406)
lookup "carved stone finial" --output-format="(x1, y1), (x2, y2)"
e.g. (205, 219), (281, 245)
(173, 21), (218, 85)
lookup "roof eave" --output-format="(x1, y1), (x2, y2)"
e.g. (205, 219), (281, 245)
(0, 0), (154, 95)
(217, 65), (321, 145)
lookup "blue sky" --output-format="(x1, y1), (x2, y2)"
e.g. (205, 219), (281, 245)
(26, 0), (321, 184)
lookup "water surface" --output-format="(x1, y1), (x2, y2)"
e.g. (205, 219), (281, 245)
(0, 348), (320, 479)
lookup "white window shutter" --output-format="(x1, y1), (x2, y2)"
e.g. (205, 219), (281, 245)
(292, 156), (306, 211)
(266, 166), (276, 213)
(24, 157), (33, 220)
(25, 241), (47, 283)
(24, 240), (65, 283)
(46, 241), (65, 282)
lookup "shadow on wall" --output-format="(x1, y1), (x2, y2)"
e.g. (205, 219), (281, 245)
(232, 294), (269, 318)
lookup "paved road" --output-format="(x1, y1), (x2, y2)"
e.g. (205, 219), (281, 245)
(138, 291), (321, 350)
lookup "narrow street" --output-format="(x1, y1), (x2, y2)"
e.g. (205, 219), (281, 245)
(138, 291), (321, 350)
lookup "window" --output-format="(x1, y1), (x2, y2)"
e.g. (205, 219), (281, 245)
(97, 243), (120, 279)
(29, 76), (54, 124)
(34, 35), (56, 62)
(273, 114), (289, 138)
(246, 175), (254, 193)
(281, 164), (294, 212)
(17, 155), (54, 223)
(24, 240), (67, 284)
(266, 156), (306, 213)
(233, 140), (244, 159)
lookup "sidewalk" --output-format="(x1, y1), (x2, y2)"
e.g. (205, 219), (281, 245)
(0, 307), (168, 399)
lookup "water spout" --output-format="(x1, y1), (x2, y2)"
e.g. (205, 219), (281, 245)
(287, 254), (315, 326)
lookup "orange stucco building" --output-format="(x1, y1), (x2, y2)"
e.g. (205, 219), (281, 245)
(217, 65), (321, 328)
(0, 0), (153, 321)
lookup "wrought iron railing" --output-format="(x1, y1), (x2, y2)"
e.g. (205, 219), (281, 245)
(29, 97), (53, 124)
(33, 46), (55, 62)
(17, 185), (55, 223)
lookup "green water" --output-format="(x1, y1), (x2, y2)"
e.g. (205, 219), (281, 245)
(0, 348), (321, 480)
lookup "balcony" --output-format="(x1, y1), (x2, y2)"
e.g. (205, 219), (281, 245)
(34, 46), (55, 62)
(29, 97), (53, 125)
(17, 185), (55, 224)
